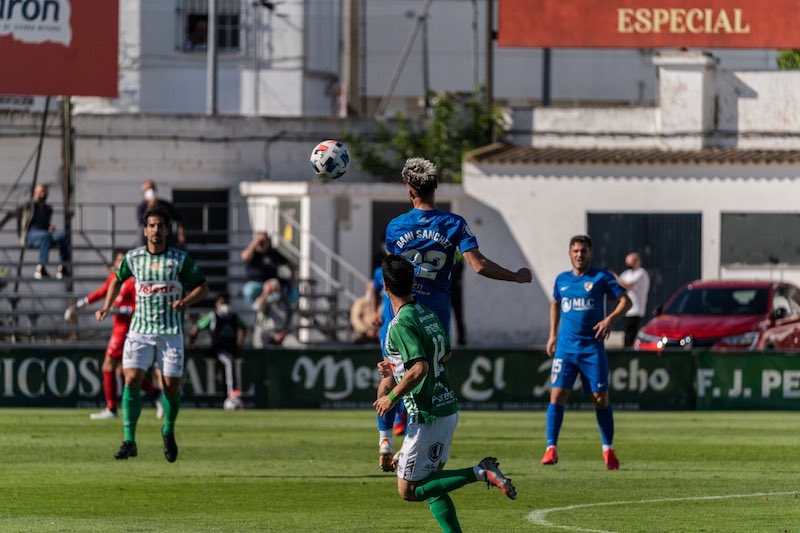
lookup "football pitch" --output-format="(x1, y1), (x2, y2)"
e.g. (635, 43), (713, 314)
(0, 409), (798, 532)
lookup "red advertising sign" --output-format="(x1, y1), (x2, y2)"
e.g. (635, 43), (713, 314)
(498, 0), (800, 48)
(0, 0), (118, 97)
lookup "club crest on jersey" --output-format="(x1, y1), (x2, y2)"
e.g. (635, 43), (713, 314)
(584, 281), (594, 292)
(561, 299), (572, 313)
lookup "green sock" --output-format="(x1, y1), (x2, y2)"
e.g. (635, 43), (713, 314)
(122, 386), (142, 443)
(414, 468), (478, 500)
(162, 393), (181, 436)
(427, 494), (462, 533)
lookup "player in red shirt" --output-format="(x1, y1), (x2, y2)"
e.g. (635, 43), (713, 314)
(65, 250), (162, 420)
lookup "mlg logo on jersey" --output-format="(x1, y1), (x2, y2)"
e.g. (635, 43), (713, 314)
(0, 0), (72, 46)
(561, 297), (595, 313)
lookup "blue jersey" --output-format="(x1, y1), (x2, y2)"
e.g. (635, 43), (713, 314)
(373, 266), (393, 357)
(552, 267), (625, 354)
(385, 208), (478, 322)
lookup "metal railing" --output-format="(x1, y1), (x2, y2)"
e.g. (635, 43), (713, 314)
(0, 200), (367, 344)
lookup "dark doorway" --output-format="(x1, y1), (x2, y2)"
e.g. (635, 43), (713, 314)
(587, 212), (702, 319)
(173, 189), (229, 300)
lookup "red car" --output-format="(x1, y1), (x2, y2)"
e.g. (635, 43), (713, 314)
(634, 280), (800, 351)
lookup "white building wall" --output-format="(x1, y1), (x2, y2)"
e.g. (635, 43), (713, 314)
(463, 162), (800, 343)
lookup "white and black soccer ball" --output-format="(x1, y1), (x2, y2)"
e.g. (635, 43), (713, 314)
(309, 139), (350, 180)
(223, 396), (244, 411)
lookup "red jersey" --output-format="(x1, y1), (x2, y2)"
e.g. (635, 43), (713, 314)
(86, 273), (136, 337)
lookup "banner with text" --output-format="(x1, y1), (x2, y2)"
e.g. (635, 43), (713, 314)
(498, 0), (800, 48)
(268, 349), (694, 410)
(0, 347), (693, 410)
(0, 0), (118, 96)
(696, 352), (800, 409)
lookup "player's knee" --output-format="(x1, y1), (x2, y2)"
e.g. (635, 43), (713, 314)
(593, 392), (609, 409)
(398, 482), (418, 501)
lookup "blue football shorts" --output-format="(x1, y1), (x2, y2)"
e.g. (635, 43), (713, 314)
(550, 347), (609, 393)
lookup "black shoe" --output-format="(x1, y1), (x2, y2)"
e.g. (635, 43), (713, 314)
(163, 432), (178, 462)
(114, 440), (138, 460)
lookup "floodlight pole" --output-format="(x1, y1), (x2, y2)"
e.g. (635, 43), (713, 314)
(486, 0), (495, 142)
(206, 0), (218, 115)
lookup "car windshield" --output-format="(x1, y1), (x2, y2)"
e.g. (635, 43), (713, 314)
(664, 287), (769, 316)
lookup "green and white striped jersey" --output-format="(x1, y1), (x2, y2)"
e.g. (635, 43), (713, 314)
(385, 300), (457, 424)
(117, 246), (205, 335)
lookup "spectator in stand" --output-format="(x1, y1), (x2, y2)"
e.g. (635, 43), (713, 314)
(188, 292), (247, 403)
(64, 249), (163, 420)
(351, 281), (380, 344)
(252, 278), (292, 347)
(240, 232), (295, 308)
(0, 184), (71, 279)
(136, 180), (186, 248)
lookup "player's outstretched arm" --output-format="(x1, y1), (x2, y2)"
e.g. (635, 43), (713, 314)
(462, 249), (532, 283)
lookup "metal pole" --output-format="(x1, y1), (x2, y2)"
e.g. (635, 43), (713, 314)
(422, 12), (430, 115)
(472, 0), (479, 88)
(206, 0), (218, 115)
(61, 96), (74, 291)
(542, 48), (551, 106)
(486, 0), (495, 142)
(375, 0), (434, 117)
(253, 1), (260, 116)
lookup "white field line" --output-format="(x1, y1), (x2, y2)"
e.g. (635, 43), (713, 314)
(526, 490), (800, 532)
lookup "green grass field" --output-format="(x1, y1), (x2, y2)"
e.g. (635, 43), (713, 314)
(0, 408), (798, 532)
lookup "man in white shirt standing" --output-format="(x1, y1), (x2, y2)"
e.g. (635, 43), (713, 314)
(616, 252), (650, 348)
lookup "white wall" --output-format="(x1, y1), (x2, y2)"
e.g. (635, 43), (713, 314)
(463, 161), (800, 343)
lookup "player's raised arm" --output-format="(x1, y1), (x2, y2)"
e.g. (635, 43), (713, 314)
(462, 248), (532, 283)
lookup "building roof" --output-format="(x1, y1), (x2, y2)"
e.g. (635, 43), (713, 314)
(466, 144), (800, 165)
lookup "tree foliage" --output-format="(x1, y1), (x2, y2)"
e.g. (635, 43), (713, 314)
(777, 50), (800, 70)
(343, 88), (505, 183)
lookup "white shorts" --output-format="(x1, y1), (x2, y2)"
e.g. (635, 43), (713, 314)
(122, 332), (184, 378)
(396, 412), (459, 482)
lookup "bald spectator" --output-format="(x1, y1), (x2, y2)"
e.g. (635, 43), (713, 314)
(136, 180), (186, 248)
(614, 252), (651, 347)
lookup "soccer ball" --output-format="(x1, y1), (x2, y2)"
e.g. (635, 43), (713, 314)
(223, 396), (244, 411)
(309, 140), (350, 180)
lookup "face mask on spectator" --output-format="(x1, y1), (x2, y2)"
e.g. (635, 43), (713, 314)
(143, 188), (156, 201)
(216, 304), (231, 317)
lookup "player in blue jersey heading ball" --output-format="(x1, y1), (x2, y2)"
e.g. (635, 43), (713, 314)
(376, 157), (532, 471)
(543, 234), (631, 470)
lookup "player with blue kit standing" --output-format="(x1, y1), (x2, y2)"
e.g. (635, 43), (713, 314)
(375, 157), (532, 471)
(543, 234), (630, 470)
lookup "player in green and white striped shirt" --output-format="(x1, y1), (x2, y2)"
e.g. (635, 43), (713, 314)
(97, 206), (208, 463)
(373, 255), (515, 532)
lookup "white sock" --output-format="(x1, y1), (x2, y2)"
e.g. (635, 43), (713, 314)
(602, 444), (613, 452)
(547, 445), (556, 451)
(379, 430), (392, 443)
(473, 465), (486, 482)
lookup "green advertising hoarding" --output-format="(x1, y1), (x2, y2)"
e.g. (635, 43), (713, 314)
(696, 351), (800, 409)
(0, 347), (695, 410)
(267, 349), (694, 410)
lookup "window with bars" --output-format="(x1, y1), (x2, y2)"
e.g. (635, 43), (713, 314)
(176, 0), (241, 52)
